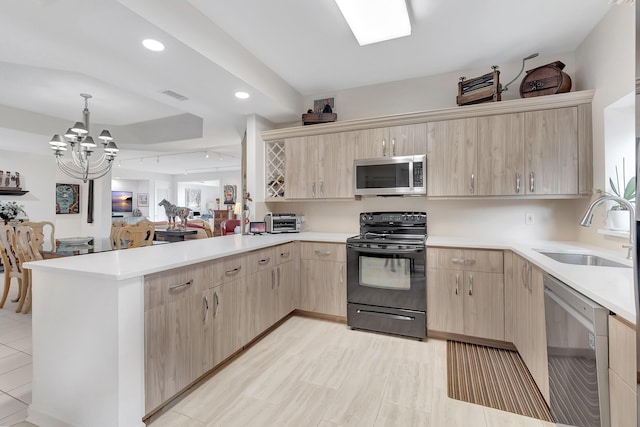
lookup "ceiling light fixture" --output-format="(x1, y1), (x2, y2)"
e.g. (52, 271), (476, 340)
(205, 151), (210, 158)
(335, 0), (411, 46)
(49, 93), (119, 183)
(235, 91), (250, 99)
(142, 38), (165, 52)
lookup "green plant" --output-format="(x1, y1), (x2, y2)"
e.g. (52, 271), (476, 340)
(609, 160), (636, 210)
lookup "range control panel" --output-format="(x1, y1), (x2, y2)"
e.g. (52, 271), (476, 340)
(359, 211), (426, 226)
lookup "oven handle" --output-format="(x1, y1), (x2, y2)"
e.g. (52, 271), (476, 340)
(356, 309), (415, 321)
(347, 245), (424, 254)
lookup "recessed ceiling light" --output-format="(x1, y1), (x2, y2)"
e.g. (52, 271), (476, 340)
(235, 91), (250, 99)
(142, 39), (165, 52)
(335, 0), (411, 46)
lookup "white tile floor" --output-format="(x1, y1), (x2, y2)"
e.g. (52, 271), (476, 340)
(0, 286), (32, 427)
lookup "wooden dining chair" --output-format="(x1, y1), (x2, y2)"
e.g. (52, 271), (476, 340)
(110, 220), (128, 250)
(0, 225), (25, 311)
(14, 225), (42, 314)
(114, 222), (155, 249)
(22, 220), (55, 252)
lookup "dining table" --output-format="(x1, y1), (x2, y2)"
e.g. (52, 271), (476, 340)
(41, 237), (168, 258)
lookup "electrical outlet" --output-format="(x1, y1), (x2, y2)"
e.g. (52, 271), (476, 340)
(525, 212), (535, 225)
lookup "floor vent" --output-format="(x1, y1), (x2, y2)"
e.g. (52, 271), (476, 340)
(160, 90), (189, 101)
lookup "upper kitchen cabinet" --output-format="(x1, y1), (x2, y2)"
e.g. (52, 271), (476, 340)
(524, 107), (578, 195)
(427, 118), (478, 196)
(262, 91), (593, 201)
(355, 124), (427, 159)
(284, 133), (355, 199)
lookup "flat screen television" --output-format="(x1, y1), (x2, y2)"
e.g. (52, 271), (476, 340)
(112, 191), (133, 213)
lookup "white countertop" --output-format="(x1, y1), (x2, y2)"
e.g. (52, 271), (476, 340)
(25, 232), (355, 281)
(26, 231), (636, 324)
(428, 236), (636, 325)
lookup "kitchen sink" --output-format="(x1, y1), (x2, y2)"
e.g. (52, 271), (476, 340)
(536, 251), (631, 268)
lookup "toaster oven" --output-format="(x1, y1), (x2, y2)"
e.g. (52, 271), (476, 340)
(264, 213), (301, 233)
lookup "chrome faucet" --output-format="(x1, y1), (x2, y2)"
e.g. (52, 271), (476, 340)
(579, 195), (635, 259)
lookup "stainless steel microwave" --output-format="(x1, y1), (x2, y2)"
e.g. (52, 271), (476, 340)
(353, 155), (426, 196)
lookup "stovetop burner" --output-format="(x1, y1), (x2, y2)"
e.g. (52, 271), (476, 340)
(347, 211), (428, 247)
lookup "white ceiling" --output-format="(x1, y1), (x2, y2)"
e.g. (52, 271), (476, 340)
(0, 0), (612, 175)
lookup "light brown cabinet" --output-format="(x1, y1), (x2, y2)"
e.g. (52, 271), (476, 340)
(428, 106), (588, 197)
(608, 315), (637, 427)
(284, 134), (355, 199)
(512, 254), (549, 403)
(427, 118), (477, 196)
(144, 261), (214, 413)
(300, 242), (347, 317)
(426, 247), (504, 341)
(355, 124), (427, 159)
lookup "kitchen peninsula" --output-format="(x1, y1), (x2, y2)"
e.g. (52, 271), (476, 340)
(24, 232), (635, 427)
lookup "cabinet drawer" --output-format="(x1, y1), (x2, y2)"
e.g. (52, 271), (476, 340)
(300, 242), (346, 262)
(222, 254), (247, 282)
(427, 247), (503, 273)
(275, 242), (294, 264)
(144, 262), (209, 311)
(247, 247), (277, 273)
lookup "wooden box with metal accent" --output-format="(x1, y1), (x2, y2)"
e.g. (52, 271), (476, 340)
(456, 69), (501, 106)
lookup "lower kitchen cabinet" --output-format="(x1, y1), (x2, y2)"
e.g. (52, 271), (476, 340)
(300, 242), (346, 317)
(512, 253), (549, 404)
(426, 247), (504, 341)
(144, 261), (213, 413)
(608, 315), (637, 427)
(204, 279), (236, 369)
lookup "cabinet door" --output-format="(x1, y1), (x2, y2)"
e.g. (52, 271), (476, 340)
(427, 118), (478, 196)
(285, 136), (318, 198)
(355, 128), (386, 159)
(318, 132), (356, 198)
(388, 124), (427, 156)
(276, 261), (296, 320)
(426, 269), (464, 334)
(512, 255), (530, 357)
(524, 107), (578, 195)
(477, 113), (525, 196)
(528, 263), (549, 403)
(207, 281), (236, 368)
(325, 261), (346, 317)
(462, 272), (505, 341)
(300, 259), (326, 313)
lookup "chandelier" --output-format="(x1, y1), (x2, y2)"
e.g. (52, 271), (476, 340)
(48, 93), (119, 183)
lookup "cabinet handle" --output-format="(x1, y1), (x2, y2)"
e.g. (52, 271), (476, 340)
(280, 251), (290, 259)
(203, 295), (209, 323)
(391, 138), (396, 156)
(521, 263), (528, 288)
(515, 173), (521, 194)
(315, 250), (331, 256)
(312, 182), (316, 198)
(258, 257), (271, 265)
(169, 279), (193, 292)
(529, 172), (535, 193)
(320, 180), (324, 197)
(339, 264), (344, 283)
(225, 266), (242, 276)
(382, 139), (387, 156)
(272, 269), (276, 289)
(213, 291), (219, 318)
(451, 258), (475, 265)
(527, 264), (533, 292)
(468, 274), (473, 296)
(455, 273), (460, 295)
(277, 266), (281, 288)
(470, 174), (475, 194)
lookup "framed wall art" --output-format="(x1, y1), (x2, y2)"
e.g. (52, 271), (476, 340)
(185, 188), (201, 209)
(223, 184), (237, 205)
(56, 183), (80, 214)
(137, 193), (148, 207)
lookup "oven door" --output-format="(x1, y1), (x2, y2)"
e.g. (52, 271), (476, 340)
(346, 243), (426, 312)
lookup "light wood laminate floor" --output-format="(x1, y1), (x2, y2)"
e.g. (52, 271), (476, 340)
(149, 316), (559, 427)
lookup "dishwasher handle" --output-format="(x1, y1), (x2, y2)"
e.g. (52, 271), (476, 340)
(544, 285), (596, 334)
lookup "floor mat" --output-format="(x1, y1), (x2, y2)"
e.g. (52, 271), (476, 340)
(447, 340), (553, 422)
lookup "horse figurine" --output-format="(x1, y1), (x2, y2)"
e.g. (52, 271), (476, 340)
(158, 199), (190, 229)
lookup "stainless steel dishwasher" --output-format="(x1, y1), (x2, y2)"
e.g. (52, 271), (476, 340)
(544, 274), (610, 427)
